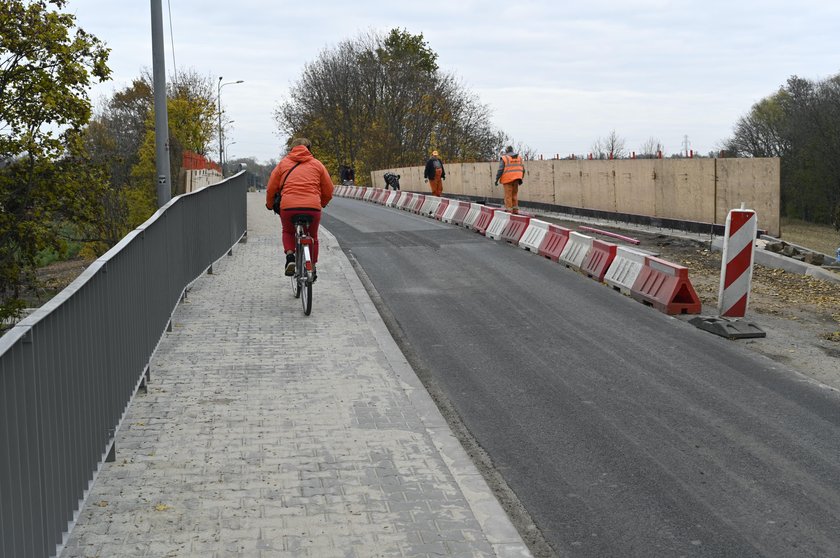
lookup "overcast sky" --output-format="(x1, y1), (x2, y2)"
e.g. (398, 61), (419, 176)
(69, 0), (840, 164)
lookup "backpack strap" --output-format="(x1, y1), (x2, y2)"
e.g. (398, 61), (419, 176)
(272, 162), (303, 213)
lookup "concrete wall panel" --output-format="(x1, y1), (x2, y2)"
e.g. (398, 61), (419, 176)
(615, 160), (656, 217)
(372, 158), (780, 234)
(717, 158), (780, 236)
(554, 161), (583, 208)
(581, 161), (616, 212)
(520, 161), (555, 205)
(654, 159), (716, 222)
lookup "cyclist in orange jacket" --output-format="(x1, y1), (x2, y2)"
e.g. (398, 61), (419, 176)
(265, 138), (333, 277)
(495, 146), (525, 213)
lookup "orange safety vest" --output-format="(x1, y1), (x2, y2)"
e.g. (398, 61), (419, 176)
(500, 155), (524, 184)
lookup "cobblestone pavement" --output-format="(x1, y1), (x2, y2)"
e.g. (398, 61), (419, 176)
(61, 193), (530, 558)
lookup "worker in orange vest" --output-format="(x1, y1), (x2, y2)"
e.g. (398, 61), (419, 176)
(495, 146), (525, 213)
(424, 150), (445, 197)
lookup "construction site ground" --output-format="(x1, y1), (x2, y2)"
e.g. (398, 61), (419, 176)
(538, 212), (840, 393)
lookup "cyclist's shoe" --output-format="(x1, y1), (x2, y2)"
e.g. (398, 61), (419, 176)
(284, 254), (296, 276)
(311, 267), (317, 283)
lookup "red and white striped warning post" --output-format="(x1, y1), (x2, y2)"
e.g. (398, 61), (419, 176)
(717, 205), (757, 318)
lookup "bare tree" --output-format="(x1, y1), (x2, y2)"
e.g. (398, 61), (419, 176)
(274, 29), (504, 182)
(639, 137), (664, 158)
(591, 130), (626, 159)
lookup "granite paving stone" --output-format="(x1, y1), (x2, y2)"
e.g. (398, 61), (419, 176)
(60, 192), (530, 558)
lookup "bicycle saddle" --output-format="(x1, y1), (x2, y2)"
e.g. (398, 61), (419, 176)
(292, 214), (314, 225)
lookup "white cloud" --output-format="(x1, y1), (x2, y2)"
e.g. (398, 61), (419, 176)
(69, 0), (840, 163)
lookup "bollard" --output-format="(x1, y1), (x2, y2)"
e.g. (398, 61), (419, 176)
(718, 205), (757, 318)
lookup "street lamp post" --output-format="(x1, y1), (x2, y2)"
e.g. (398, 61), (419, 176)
(224, 141), (236, 174)
(217, 77), (244, 176)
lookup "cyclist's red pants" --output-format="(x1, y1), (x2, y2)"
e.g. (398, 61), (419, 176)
(280, 208), (322, 264)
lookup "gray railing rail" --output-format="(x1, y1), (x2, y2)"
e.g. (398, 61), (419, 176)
(0, 173), (248, 558)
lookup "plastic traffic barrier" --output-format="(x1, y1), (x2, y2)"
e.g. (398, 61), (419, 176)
(383, 190), (399, 206)
(451, 201), (472, 226)
(559, 231), (593, 270)
(537, 224), (571, 261)
(363, 188), (376, 201)
(519, 219), (550, 252)
(580, 239), (617, 282)
(441, 201), (460, 223)
(370, 188), (384, 203)
(486, 211), (511, 240)
(463, 203), (483, 229)
(419, 196), (441, 217)
(630, 256), (702, 315)
(409, 194), (426, 213)
(386, 191), (403, 207)
(498, 214), (531, 245)
(397, 192), (413, 210)
(433, 198), (450, 220)
(473, 206), (499, 235)
(604, 246), (647, 295)
(353, 187), (365, 199)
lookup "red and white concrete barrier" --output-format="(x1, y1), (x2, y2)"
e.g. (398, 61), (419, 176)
(718, 207), (757, 318)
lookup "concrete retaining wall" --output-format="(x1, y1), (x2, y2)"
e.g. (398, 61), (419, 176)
(371, 158), (781, 236)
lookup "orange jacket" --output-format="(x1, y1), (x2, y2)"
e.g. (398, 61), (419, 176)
(498, 154), (525, 185)
(265, 145), (334, 210)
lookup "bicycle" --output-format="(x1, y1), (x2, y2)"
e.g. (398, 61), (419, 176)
(290, 214), (316, 315)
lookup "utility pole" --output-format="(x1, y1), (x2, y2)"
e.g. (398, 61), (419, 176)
(150, 0), (171, 207)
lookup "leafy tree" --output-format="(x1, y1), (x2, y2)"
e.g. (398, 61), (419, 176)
(0, 0), (110, 322)
(724, 74), (840, 225)
(84, 70), (218, 239)
(274, 29), (504, 184)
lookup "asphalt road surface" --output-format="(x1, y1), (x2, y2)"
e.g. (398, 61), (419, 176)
(322, 196), (840, 558)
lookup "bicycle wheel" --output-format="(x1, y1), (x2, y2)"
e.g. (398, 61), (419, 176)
(292, 273), (301, 298)
(301, 276), (312, 315)
(291, 241), (303, 298)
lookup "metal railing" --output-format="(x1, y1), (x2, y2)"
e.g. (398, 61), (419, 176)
(0, 173), (247, 558)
